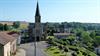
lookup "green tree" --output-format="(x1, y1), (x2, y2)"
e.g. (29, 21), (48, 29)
(81, 31), (93, 43)
(95, 36), (100, 45)
(68, 35), (76, 41)
(90, 31), (96, 39)
(4, 24), (8, 31)
(0, 23), (4, 31)
(13, 21), (20, 28)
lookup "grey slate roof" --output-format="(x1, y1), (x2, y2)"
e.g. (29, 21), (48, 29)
(35, 1), (40, 16)
(54, 33), (71, 36)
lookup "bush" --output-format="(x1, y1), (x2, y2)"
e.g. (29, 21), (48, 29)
(77, 51), (79, 54)
(72, 52), (77, 56)
(68, 46), (78, 51)
(82, 52), (87, 56)
(64, 47), (69, 52)
(60, 54), (66, 56)
(62, 42), (67, 46)
(95, 36), (100, 45)
(54, 51), (60, 54)
(58, 45), (63, 50)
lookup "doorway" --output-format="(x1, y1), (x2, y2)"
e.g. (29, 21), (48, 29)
(36, 36), (40, 41)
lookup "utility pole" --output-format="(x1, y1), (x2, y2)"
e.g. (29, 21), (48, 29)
(34, 33), (37, 56)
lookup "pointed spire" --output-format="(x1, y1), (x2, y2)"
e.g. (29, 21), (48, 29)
(35, 1), (40, 16)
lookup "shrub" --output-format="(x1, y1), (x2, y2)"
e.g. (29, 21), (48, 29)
(58, 45), (63, 50)
(64, 47), (69, 52)
(54, 51), (60, 54)
(82, 52), (87, 56)
(60, 54), (66, 56)
(72, 52), (77, 56)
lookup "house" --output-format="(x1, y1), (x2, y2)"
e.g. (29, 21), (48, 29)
(8, 31), (21, 45)
(0, 31), (20, 56)
(54, 33), (71, 39)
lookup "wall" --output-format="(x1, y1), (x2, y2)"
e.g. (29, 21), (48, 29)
(0, 44), (4, 56)
(4, 42), (11, 56)
(17, 36), (21, 45)
(10, 39), (17, 55)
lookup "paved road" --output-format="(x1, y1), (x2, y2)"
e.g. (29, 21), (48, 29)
(35, 42), (48, 56)
(15, 48), (26, 56)
(19, 41), (47, 56)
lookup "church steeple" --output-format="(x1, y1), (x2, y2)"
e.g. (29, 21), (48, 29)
(35, 1), (40, 16)
(34, 1), (42, 41)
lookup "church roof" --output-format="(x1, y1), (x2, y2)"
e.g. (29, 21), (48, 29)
(35, 1), (40, 16)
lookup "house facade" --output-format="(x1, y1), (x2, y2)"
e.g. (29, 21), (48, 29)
(0, 32), (20, 56)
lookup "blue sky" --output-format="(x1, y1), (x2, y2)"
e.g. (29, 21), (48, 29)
(0, 0), (100, 23)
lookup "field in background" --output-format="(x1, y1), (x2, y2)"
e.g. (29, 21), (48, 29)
(0, 21), (29, 29)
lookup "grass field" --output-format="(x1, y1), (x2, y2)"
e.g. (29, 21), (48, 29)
(0, 21), (29, 29)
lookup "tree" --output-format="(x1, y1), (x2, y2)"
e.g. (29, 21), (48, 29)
(81, 31), (93, 43)
(95, 36), (100, 46)
(13, 21), (20, 28)
(68, 35), (76, 41)
(4, 24), (8, 31)
(90, 31), (96, 39)
(0, 23), (4, 31)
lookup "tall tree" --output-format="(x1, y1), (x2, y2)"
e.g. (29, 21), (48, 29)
(0, 23), (4, 31)
(4, 24), (8, 31)
(90, 31), (96, 39)
(13, 21), (20, 28)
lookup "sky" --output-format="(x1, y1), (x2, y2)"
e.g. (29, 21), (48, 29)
(0, 0), (100, 23)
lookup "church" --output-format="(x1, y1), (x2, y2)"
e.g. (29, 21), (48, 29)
(28, 1), (42, 41)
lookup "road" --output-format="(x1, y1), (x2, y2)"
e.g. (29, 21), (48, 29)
(19, 41), (48, 56)
(15, 48), (26, 56)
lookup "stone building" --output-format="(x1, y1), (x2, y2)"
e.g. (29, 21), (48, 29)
(54, 33), (71, 39)
(28, 1), (42, 41)
(0, 31), (20, 56)
(34, 1), (42, 41)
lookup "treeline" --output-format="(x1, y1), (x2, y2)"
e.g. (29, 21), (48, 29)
(45, 22), (100, 56)
(0, 21), (20, 31)
(45, 22), (100, 31)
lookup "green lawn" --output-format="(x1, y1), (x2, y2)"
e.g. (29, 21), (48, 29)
(18, 24), (28, 30)
(47, 36), (54, 39)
